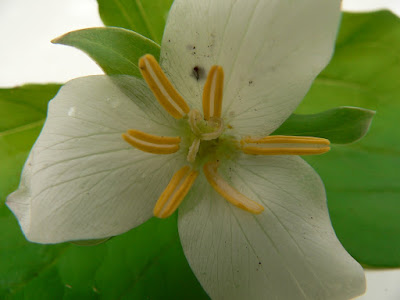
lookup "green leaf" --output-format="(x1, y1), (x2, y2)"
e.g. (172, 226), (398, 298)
(274, 106), (375, 144)
(0, 85), (208, 299)
(1, 215), (208, 299)
(97, 0), (174, 44)
(299, 11), (400, 267)
(0, 84), (61, 204)
(52, 27), (160, 77)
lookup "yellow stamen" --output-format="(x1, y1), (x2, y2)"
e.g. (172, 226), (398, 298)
(154, 166), (199, 218)
(203, 161), (264, 214)
(202, 66), (224, 120)
(241, 135), (330, 155)
(122, 129), (181, 154)
(139, 54), (190, 119)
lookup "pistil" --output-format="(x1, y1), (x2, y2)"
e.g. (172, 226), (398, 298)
(188, 109), (225, 141)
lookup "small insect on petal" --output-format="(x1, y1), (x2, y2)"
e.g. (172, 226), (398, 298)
(203, 161), (264, 214)
(154, 166), (199, 218)
(139, 54), (190, 119)
(241, 135), (330, 155)
(203, 66), (224, 120)
(122, 129), (181, 154)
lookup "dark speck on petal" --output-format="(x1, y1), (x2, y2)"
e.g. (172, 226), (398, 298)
(192, 66), (205, 81)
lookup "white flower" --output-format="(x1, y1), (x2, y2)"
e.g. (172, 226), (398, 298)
(7, 0), (366, 299)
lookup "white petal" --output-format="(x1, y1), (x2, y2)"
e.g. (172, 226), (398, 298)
(161, 0), (341, 136)
(178, 156), (365, 300)
(7, 75), (186, 243)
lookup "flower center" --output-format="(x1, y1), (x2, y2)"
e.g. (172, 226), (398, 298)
(187, 109), (225, 162)
(188, 110), (224, 141)
(121, 54), (331, 219)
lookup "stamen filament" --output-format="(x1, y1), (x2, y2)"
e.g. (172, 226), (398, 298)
(139, 54), (190, 119)
(241, 135), (330, 155)
(187, 138), (201, 163)
(203, 161), (264, 214)
(122, 129), (181, 154)
(154, 166), (199, 218)
(203, 66), (224, 120)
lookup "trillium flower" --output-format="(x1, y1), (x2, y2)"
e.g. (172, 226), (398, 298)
(7, 0), (366, 299)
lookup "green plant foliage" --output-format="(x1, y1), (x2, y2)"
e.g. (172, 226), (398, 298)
(97, 0), (174, 44)
(274, 106), (375, 144)
(1, 215), (208, 299)
(0, 84), (61, 203)
(298, 11), (400, 267)
(52, 27), (160, 77)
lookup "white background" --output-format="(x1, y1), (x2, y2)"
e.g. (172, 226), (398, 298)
(0, 0), (399, 299)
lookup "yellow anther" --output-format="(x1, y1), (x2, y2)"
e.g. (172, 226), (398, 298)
(139, 54), (190, 119)
(203, 65), (224, 120)
(241, 135), (330, 155)
(203, 161), (264, 214)
(154, 166), (199, 218)
(122, 129), (181, 154)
